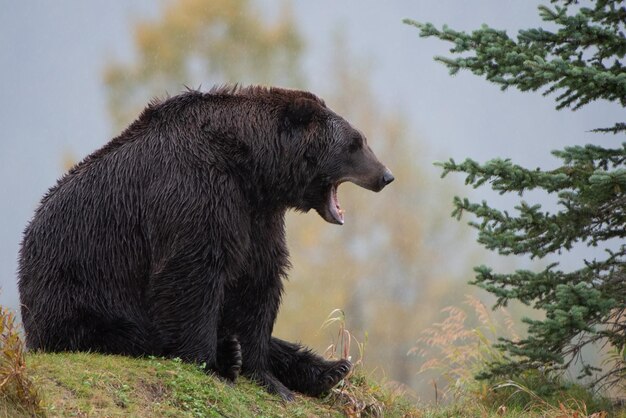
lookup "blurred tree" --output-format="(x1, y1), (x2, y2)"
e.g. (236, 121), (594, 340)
(405, 0), (626, 389)
(104, 0), (303, 130)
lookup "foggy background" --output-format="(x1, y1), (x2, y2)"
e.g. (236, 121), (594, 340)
(1, 0), (622, 399)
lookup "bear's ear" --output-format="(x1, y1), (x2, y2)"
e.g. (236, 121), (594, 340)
(285, 97), (319, 126)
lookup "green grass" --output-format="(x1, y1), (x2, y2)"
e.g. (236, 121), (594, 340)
(7, 352), (419, 417)
(1, 351), (624, 417)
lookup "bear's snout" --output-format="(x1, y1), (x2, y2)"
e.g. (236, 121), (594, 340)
(381, 169), (394, 189)
(370, 168), (394, 192)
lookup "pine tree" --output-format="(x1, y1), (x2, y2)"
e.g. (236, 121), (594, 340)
(404, 0), (626, 389)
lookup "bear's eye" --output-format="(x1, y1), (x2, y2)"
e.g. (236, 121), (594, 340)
(348, 134), (363, 153)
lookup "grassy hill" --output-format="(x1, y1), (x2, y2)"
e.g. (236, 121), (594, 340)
(2, 351), (626, 417)
(3, 352), (419, 417)
(4, 352), (625, 418)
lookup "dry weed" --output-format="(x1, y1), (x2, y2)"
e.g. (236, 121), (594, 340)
(0, 305), (42, 415)
(408, 295), (518, 402)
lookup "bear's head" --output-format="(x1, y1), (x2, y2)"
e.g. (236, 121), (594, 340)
(281, 91), (394, 225)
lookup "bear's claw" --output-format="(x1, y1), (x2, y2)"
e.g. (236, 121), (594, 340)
(320, 359), (352, 391)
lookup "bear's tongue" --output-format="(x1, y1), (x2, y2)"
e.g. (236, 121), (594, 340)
(327, 184), (344, 225)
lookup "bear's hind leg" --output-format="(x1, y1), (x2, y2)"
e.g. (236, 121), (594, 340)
(269, 337), (352, 397)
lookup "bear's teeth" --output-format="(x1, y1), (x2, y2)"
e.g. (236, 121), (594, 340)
(329, 184), (344, 224)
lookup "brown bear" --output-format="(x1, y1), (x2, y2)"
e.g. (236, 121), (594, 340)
(18, 85), (394, 400)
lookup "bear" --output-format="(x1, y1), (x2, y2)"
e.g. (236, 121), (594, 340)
(18, 85), (394, 400)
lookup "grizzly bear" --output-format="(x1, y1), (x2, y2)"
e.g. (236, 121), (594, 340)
(18, 85), (394, 400)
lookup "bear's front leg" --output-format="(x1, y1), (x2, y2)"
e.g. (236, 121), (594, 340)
(218, 325), (293, 400)
(221, 276), (296, 397)
(269, 337), (352, 397)
(222, 323), (295, 400)
(221, 276), (295, 400)
(148, 243), (228, 373)
(152, 261), (246, 385)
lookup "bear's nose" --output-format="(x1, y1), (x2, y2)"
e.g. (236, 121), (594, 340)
(382, 169), (394, 187)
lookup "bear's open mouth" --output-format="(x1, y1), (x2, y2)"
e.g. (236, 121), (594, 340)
(318, 182), (345, 225)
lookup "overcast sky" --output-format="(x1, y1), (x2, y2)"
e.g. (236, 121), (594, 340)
(1, 0), (623, 309)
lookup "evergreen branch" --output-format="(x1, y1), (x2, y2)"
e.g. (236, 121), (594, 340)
(590, 122), (626, 134)
(404, 1), (626, 110)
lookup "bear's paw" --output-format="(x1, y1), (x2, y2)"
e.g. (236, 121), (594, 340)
(214, 335), (242, 383)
